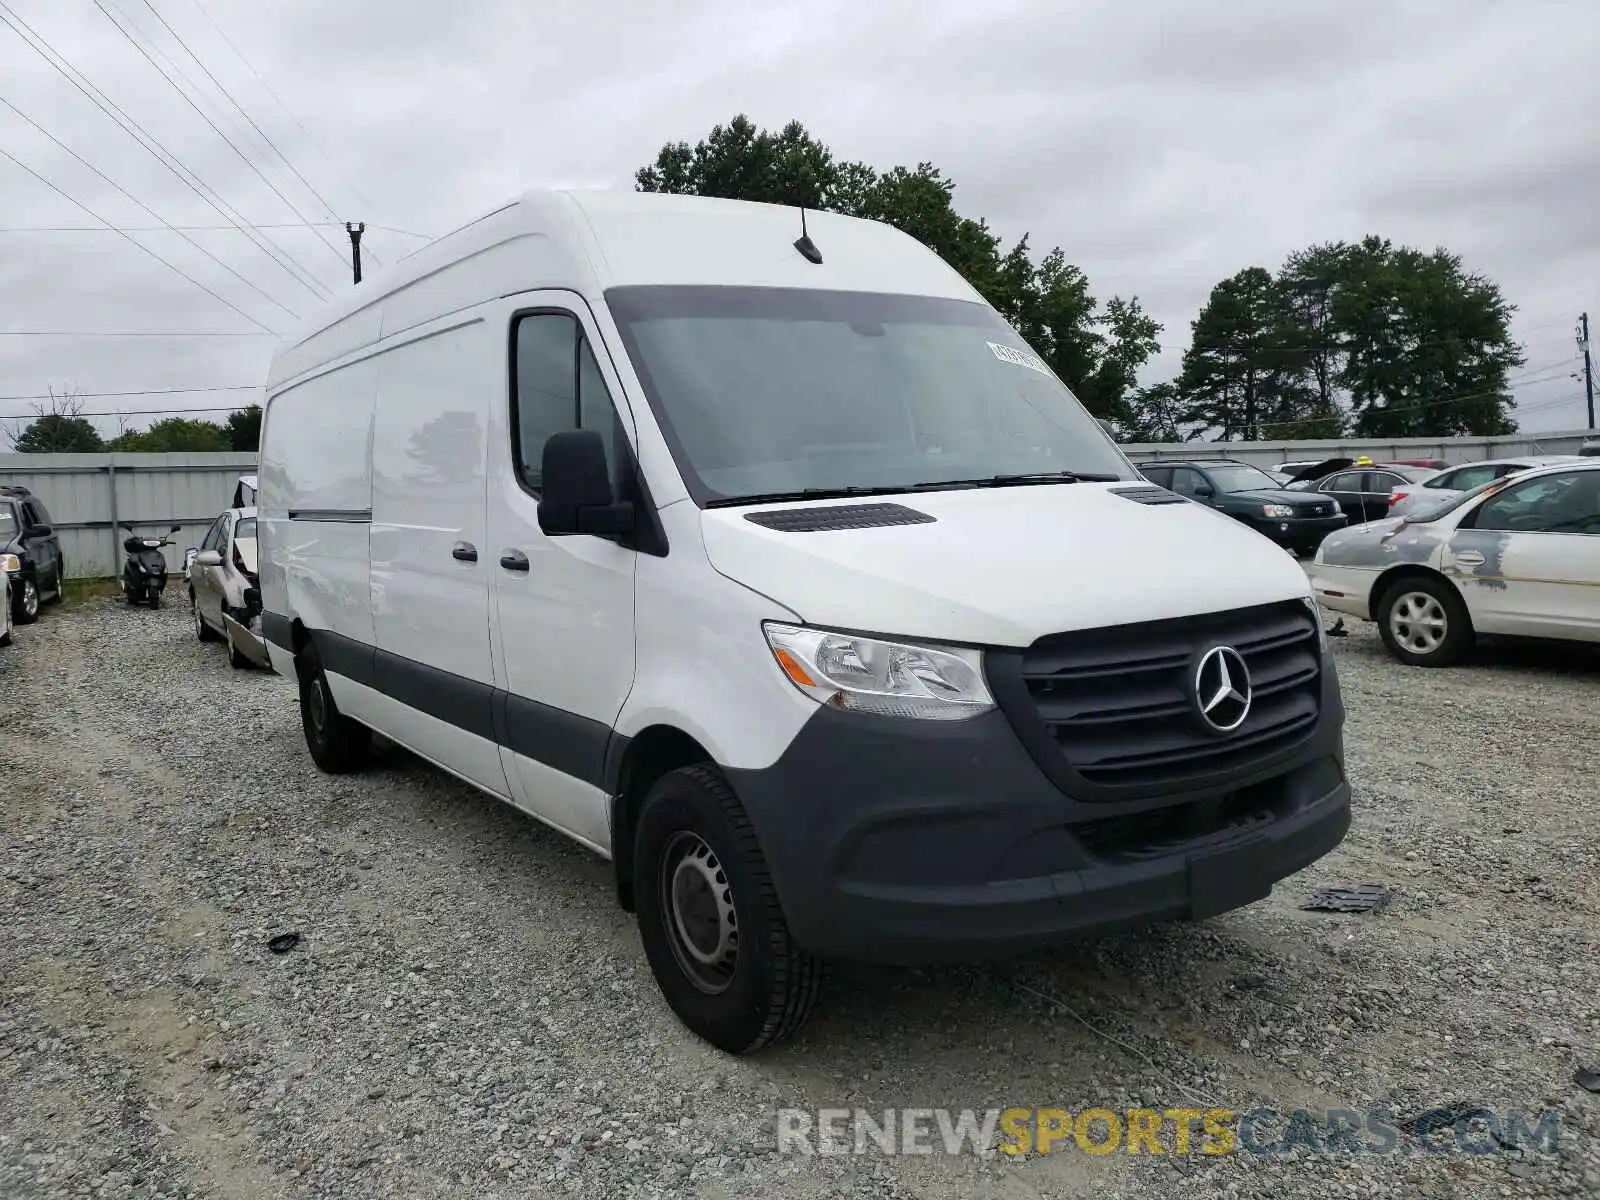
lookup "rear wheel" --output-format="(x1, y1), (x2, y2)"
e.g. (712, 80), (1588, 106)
(227, 622), (249, 669)
(1, 599), (11, 647)
(633, 765), (821, 1055)
(47, 559), (65, 604)
(1377, 576), (1472, 667)
(296, 642), (371, 773)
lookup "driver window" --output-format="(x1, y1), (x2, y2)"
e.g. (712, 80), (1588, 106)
(512, 312), (623, 493)
(1170, 467), (1208, 498)
(201, 515), (226, 552)
(1473, 471), (1600, 534)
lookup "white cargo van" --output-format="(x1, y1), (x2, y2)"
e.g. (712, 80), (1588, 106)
(258, 190), (1351, 1054)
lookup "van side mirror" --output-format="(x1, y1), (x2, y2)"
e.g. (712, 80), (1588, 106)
(24, 524), (51, 539)
(537, 430), (634, 537)
(1193, 484), (1214, 499)
(195, 550), (224, 568)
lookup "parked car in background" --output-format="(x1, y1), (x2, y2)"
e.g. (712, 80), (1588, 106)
(0, 485), (65, 625)
(1311, 461), (1600, 666)
(1579, 438), (1600, 458)
(1138, 458), (1347, 554)
(1386, 456), (1583, 518)
(1299, 464), (1439, 524)
(186, 507), (268, 668)
(232, 474), (257, 508)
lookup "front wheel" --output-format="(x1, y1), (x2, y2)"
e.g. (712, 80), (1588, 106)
(192, 592), (221, 642)
(14, 578), (39, 624)
(1377, 576), (1473, 667)
(296, 642), (371, 773)
(633, 765), (822, 1055)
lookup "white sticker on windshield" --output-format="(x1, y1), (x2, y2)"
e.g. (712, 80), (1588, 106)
(988, 341), (1050, 375)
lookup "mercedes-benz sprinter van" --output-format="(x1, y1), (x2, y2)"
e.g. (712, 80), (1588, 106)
(257, 190), (1351, 1054)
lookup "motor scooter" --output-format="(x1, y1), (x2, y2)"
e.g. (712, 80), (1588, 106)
(119, 523), (181, 608)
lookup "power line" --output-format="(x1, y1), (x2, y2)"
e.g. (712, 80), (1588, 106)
(0, 2), (332, 302)
(0, 402), (253, 421)
(0, 330), (271, 336)
(0, 92), (298, 325)
(91, 0), (349, 275)
(0, 385), (258, 401)
(0, 145), (278, 336)
(134, 0), (347, 230)
(186, 0), (385, 220)
(0, 222), (433, 238)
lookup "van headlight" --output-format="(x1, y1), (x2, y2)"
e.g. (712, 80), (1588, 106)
(762, 623), (995, 720)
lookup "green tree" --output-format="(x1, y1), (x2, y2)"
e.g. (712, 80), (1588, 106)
(636, 115), (1162, 424)
(8, 389), (106, 452)
(1119, 382), (1198, 443)
(1330, 237), (1522, 436)
(1177, 267), (1313, 440)
(225, 404), (262, 451)
(110, 416), (230, 452)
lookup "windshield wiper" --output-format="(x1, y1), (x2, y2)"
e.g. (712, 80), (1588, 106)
(912, 470), (1123, 490)
(704, 485), (916, 508)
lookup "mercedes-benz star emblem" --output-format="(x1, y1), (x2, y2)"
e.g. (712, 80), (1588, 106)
(1193, 645), (1252, 733)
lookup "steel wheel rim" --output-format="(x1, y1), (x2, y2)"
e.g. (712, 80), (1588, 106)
(307, 676), (329, 731)
(659, 831), (739, 995)
(21, 581), (37, 617)
(1391, 591), (1448, 654)
(193, 600), (204, 637)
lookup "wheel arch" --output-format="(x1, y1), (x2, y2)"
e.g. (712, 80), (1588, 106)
(607, 724), (715, 913)
(1369, 562), (1462, 616)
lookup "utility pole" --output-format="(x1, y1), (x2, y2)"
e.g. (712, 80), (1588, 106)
(1580, 312), (1594, 429)
(345, 221), (365, 285)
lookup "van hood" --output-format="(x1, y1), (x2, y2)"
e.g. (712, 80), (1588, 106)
(699, 483), (1316, 647)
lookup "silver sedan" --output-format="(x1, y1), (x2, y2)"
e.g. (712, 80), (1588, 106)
(184, 507), (269, 669)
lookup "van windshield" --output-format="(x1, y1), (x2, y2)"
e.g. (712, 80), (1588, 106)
(604, 286), (1134, 504)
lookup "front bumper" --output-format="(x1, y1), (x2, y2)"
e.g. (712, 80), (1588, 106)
(1247, 513), (1348, 551)
(725, 654), (1350, 965)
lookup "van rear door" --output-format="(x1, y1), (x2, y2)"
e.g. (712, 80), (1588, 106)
(369, 316), (507, 795)
(487, 295), (639, 851)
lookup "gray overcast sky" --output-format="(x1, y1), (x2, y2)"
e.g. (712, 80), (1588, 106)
(1, 0), (1596, 441)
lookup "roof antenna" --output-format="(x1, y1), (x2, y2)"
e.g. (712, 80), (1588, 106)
(793, 206), (823, 264)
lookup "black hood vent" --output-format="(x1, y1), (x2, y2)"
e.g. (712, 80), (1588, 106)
(1109, 485), (1187, 506)
(744, 502), (936, 532)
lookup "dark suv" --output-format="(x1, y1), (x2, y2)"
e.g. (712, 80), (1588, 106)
(0, 485), (66, 623)
(1139, 459), (1348, 556)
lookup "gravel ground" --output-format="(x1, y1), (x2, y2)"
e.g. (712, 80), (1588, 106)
(2, 593), (1597, 1199)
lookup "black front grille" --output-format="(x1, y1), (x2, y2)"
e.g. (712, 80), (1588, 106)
(1018, 600), (1321, 791)
(1074, 788), (1278, 861)
(1295, 502), (1335, 517)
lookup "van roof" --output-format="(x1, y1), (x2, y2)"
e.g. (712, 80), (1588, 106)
(267, 189), (982, 390)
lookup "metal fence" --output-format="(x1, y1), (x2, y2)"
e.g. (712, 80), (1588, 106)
(1120, 428), (1599, 468)
(4, 430), (1596, 578)
(0, 452), (258, 579)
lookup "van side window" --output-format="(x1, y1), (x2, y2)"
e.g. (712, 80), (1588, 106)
(512, 312), (621, 492)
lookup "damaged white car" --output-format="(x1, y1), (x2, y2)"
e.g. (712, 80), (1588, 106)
(185, 507), (269, 669)
(1309, 462), (1600, 666)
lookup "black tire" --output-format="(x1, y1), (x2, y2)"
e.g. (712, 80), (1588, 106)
(192, 591), (221, 642)
(1376, 575), (1473, 667)
(14, 577), (39, 625)
(149, 589), (162, 609)
(633, 765), (822, 1055)
(47, 559), (65, 604)
(296, 642), (371, 773)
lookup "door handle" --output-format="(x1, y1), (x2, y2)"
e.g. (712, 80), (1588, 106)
(499, 549), (530, 572)
(1454, 551), (1485, 566)
(452, 542), (478, 563)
